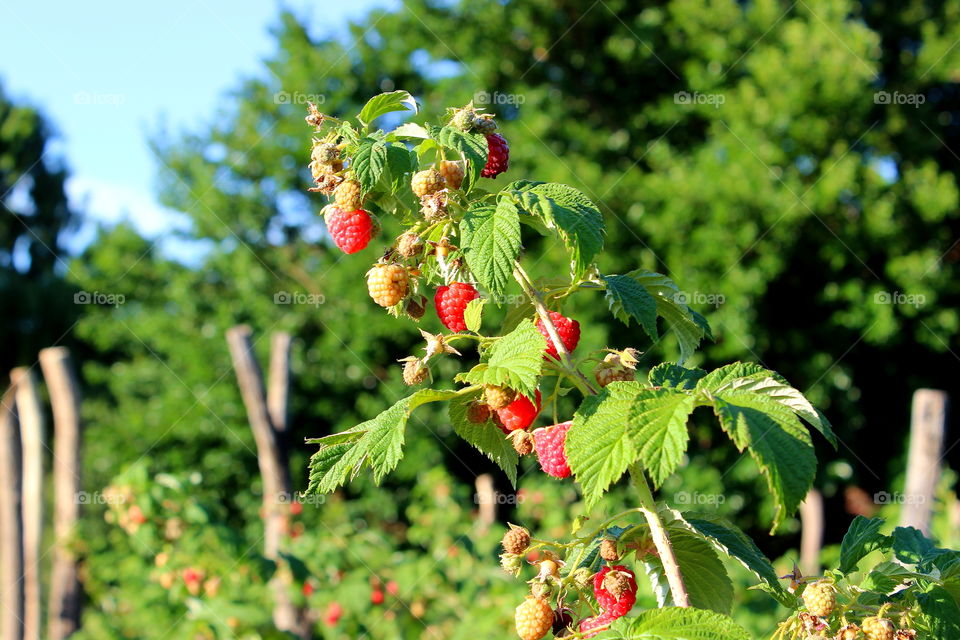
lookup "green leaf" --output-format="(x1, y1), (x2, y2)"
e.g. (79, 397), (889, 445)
(628, 269), (712, 364)
(649, 363), (706, 390)
(384, 142), (416, 189)
(461, 320), (544, 397)
(460, 200), (521, 296)
(918, 587), (960, 640)
(667, 528), (734, 614)
(463, 297), (485, 333)
(389, 122), (429, 139)
(718, 376), (836, 448)
(449, 392), (518, 486)
(602, 274), (658, 340)
(435, 126), (486, 192)
(358, 90), (417, 125)
(568, 385), (638, 509)
(352, 138), (387, 193)
(306, 390), (458, 493)
(602, 607), (750, 640)
(838, 516), (891, 573)
(893, 526), (938, 565)
(860, 561), (929, 592)
(709, 387), (816, 531)
(696, 362), (769, 392)
(568, 382), (695, 507)
(629, 388), (696, 487)
(512, 182), (605, 276)
(679, 511), (786, 598)
(697, 363), (835, 447)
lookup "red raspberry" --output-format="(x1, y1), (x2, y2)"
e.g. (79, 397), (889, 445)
(481, 133), (510, 178)
(579, 613), (615, 638)
(323, 601), (342, 627)
(535, 312), (580, 360)
(434, 282), (480, 332)
(593, 565), (637, 618)
(532, 421), (571, 478)
(371, 589), (384, 605)
(326, 207), (374, 254)
(496, 390), (542, 432)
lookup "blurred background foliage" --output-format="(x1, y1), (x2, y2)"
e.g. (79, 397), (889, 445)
(5, 0), (960, 636)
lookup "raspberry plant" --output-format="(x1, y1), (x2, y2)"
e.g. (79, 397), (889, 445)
(768, 516), (960, 640)
(302, 91), (847, 637)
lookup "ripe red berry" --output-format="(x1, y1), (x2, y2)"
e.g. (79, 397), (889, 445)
(593, 565), (637, 618)
(481, 133), (510, 178)
(579, 613), (615, 638)
(535, 311), (580, 359)
(496, 390), (542, 432)
(324, 601), (342, 627)
(327, 207), (374, 254)
(302, 581), (315, 597)
(532, 421), (572, 478)
(371, 589), (384, 605)
(435, 282), (480, 332)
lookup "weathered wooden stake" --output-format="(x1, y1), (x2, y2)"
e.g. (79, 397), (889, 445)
(901, 389), (948, 536)
(227, 326), (306, 638)
(0, 386), (25, 640)
(12, 367), (44, 640)
(39, 348), (83, 640)
(799, 489), (824, 576)
(475, 474), (496, 532)
(268, 332), (292, 436)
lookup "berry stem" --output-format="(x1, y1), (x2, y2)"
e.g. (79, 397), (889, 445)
(629, 465), (691, 608)
(512, 263), (598, 396)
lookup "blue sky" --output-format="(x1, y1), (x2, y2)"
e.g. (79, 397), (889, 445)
(0, 0), (393, 255)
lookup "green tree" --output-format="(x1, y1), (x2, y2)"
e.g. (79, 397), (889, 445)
(0, 80), (78, 370)
(67, 2), (960, 633)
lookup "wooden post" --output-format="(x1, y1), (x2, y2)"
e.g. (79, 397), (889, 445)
(901, 389), (948, 536)
(12, 368), (44, 640)
(799, 489), (824, 576)
(267, 332), (292, 436)
(226, 326), (305, 637)
(475, 474), (496, 532)
(39, 348), (83, 640)
(0, 386), (25, 640)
